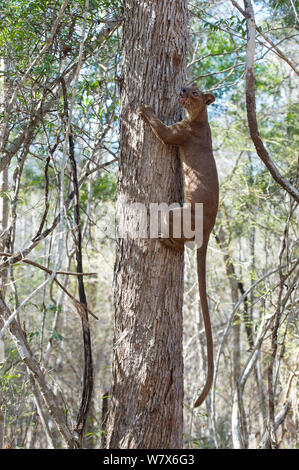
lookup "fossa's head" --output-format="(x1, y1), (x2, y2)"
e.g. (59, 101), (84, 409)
(179, 87), (215, 114)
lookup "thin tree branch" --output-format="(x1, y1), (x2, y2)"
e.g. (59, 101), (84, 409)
(243, 0), (299, 203)
(0, 296), (77, 448)
(0, 0), (70, 158)
(0, 158), (117, 271)
(187, 46), (243, 69)
(211, 258), (299, 448)
(258, 402), (290, 449)
(60, 0), (93, 445)
(231, 0), (299, 76)
(29, 373), (55, 449)
(0, 253), (96, 277)
(289, 0), (299, 24)
(0, 15), (121, 173)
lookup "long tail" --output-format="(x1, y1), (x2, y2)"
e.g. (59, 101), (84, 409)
(194, 243), (214, 408)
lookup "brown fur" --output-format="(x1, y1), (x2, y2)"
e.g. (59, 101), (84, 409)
(138, 87), (219, 407)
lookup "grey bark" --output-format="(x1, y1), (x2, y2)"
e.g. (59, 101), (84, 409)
(106, 0), (188, 449)
(258, 402), (290, 449)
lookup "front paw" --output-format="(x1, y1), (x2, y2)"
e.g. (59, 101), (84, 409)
(138, 104), (154, 120)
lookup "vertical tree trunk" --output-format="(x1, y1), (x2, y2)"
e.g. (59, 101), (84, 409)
(216, 227), (246, 448)
(0, 56), (10, 296)
(0, 56), (9, 450)
(106, 0), (188, 449)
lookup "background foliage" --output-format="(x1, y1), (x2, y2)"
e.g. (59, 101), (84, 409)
(0, 0), (298, 449)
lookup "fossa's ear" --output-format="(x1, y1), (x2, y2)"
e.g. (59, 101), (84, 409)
(204, 94), (215, 105)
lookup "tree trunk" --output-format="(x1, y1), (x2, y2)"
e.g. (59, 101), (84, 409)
(106, 0), (188, 449)
(216, 226), (246, 448)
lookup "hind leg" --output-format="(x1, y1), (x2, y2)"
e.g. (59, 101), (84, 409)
(158, 205), (199, 251)
(158, 232), (185, 251)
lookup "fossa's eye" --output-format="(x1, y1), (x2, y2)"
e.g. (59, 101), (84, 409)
(192, 92), (199, 96)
